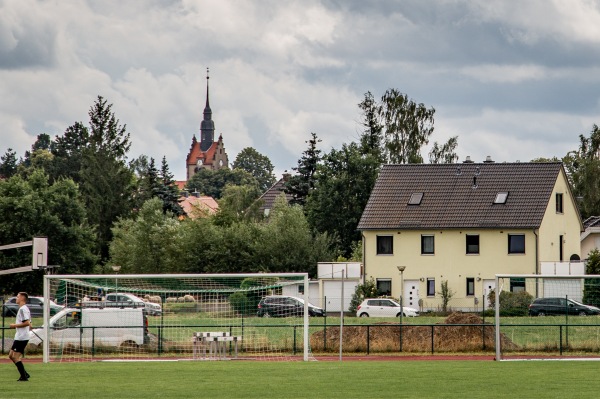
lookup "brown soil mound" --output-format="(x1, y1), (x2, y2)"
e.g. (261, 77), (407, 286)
(310, 312), (518, 353)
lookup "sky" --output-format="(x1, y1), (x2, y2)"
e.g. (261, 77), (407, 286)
(1, 0), (600, 181)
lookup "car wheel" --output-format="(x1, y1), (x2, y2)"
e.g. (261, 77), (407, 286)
(262, 312), (271, 318)
(579, 311), (587, 316)
(537, 311), (546, 316)
(359, 313), (369, 317)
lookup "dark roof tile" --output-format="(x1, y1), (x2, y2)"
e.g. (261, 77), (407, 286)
(358, 162), (563, 230)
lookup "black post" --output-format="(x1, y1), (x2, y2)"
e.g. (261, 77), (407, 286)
(482, 294), (486, 350)
(431, 325), (434, 354)
(323, 296), (327, 351)
(559, 325), (563, 356)
(366, 325), (370, 355)
(293, 325), (297, 355)
(399, 296), (403, 352)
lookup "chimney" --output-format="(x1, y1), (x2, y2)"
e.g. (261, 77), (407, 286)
(192, 190), (200, 198)
(283, 172), (291, 182)
(463, 156), (474, 163)
(483, 156), (494, 163)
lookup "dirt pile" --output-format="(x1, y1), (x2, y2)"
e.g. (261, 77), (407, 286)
(310, 312), (518, 353)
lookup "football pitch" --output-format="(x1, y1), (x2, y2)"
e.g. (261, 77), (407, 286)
(1, 359), (600, 398)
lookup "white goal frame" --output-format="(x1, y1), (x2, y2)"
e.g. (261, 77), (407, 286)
(495, 274), (600, 361)
(43, 273), (310, 363)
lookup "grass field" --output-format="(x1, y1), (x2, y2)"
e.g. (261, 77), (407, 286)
(1, 359), (600, 398)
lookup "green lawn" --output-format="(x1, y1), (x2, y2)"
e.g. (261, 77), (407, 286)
(1, 359), (599, 399)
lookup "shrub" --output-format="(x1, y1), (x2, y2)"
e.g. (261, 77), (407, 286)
(349, 277), (378, 313)
(487, 289), (532, 316)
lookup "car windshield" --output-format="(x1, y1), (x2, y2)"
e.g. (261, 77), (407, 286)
(293, 297), (320, 308)
(569, 299), (586, 306)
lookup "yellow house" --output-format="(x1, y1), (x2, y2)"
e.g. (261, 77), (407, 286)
(357, 161), (583, 311)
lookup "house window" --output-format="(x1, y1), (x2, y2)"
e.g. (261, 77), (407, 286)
(408, 192), (423, 205)
(510, 278), (525, 292)
(466, 235), (479, 254)
(508, 234), (525, 254)
(466, 278), (475, 296)
(376, 279), (392, 296)
(559, 235), (564, 261)
(376, 236), (393, 255)
(298, 284), (304, 295)
(494, 192), (508, 204)
(421, 235), (434, 255)
(426, 278), (435, 296)
(556, 193), (563, 213)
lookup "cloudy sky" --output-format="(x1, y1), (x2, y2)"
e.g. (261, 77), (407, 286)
(1, 0), (600, 181)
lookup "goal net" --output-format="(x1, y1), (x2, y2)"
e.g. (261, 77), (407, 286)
(40, 273), (313, 362)
(495, 274), (600, 361)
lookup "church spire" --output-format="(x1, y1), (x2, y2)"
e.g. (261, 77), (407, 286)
(200, 67), (215, 151)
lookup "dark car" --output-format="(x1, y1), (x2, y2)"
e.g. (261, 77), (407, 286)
(2, 296), (63, 317)
(528, 297), (600, 316)
(257, 295), (324, 318)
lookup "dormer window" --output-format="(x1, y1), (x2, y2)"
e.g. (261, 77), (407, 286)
(408, 192), (423, 205)
(494, 192), (508, 204)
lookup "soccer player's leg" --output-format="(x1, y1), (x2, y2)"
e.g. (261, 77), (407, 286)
(10, 341), (29, 381)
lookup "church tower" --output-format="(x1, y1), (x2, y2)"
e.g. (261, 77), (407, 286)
(186, 68), (229, 181)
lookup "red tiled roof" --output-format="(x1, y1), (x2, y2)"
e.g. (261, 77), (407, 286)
(179, 195), (219, 218)
(358, 162), (564, 230)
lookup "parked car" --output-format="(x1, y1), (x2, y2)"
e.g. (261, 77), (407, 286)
(29, 303), (149, 348)
(528, 298), (600, 316)
(356, 298), (419, 317)
(105, 293), (162, 316)
(2, 296), (63, 317)
(257, 295), (324, 317)
(55, 295), (81, 308)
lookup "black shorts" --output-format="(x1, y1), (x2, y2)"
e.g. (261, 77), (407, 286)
(11, 340), (28, 355)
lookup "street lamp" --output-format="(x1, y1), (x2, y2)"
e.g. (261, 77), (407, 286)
(397, 266), (406, 352)
(397, 266), (406, 306)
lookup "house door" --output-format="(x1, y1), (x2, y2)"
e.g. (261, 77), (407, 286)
(403, 280), (420, 308)
(483, 279), (495, 308)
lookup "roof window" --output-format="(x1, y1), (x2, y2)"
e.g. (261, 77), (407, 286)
(494, 192), (508, 204)
(408, 192), (423, 205)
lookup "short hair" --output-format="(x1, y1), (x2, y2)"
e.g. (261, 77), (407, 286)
(17, 292), (29, 300)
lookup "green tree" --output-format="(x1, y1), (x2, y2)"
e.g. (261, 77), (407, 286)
(349, 277), (378, 313)
(378, 89), (435, 164)
(358, 92), (385, 162)
(0, 170), (96, 293)
(583, 249), (600, 307)
(257, 196), (335, 276)
(437, 280), (454, 313)
(158, 156), (184, 216)
(306, 142), (380, 257)
(109, 198), (182, 274)
(50, 121), (89, 182)
(232, 147), (276, 192)
(285, 133), (322, 206)
(428, 136), (459, 164)
(214, 183), (263, 225)
(0, 148), (18, 178)
(563, 124), (600, 219)
(186, 167), (258, 199)
(79, 96), (134, 262)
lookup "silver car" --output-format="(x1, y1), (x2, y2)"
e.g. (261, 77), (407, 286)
(356, 298), (419, 317)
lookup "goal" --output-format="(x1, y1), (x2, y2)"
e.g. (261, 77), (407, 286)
(41, 273), (312, 362)
(494, 274), (600, 361)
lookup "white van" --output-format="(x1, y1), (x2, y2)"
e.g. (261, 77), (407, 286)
(30, 301), (148, 348)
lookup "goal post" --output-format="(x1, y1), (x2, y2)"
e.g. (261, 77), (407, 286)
(494, 274), (600, 361)
(42, 273), (311, 363)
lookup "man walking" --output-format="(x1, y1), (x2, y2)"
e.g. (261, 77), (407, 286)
(9, 292), (31, 382)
